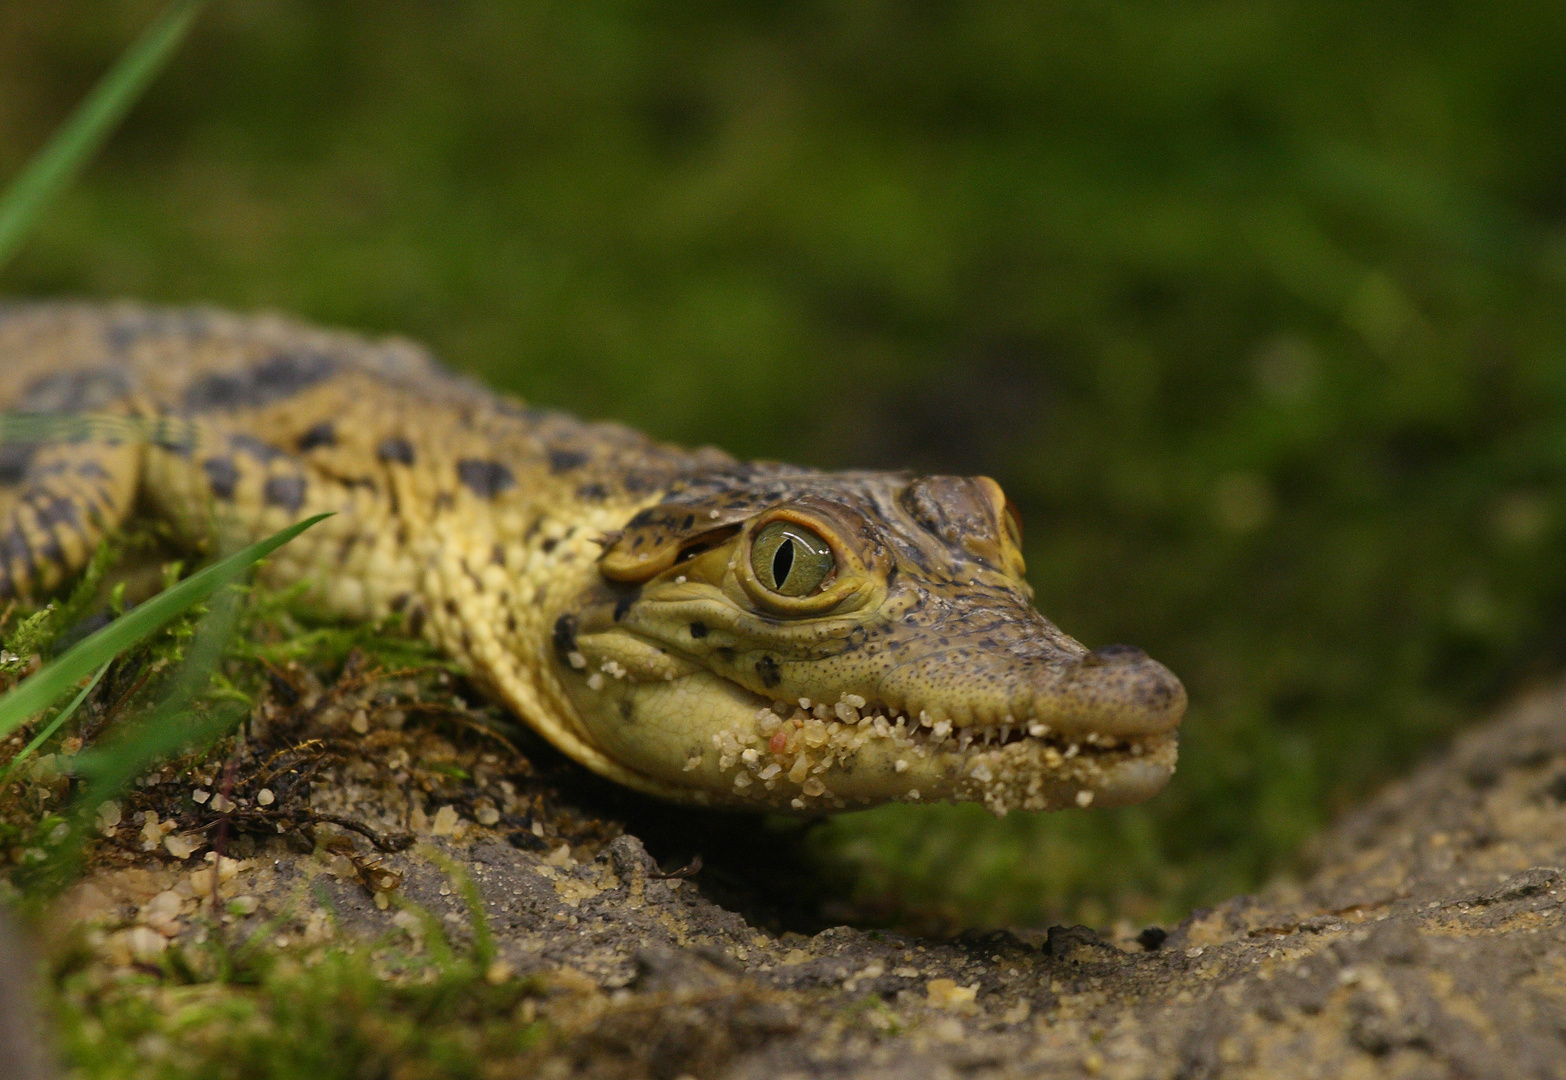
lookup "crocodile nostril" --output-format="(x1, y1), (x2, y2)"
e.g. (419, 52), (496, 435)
(1081, 644), (1148, 667)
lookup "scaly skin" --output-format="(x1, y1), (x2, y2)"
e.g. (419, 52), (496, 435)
(0, 302), (1185, 814)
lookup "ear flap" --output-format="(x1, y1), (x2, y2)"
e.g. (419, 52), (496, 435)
(598, 497), (756, 582)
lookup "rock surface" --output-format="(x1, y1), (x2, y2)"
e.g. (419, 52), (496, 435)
(47, 673), (1566, 1078)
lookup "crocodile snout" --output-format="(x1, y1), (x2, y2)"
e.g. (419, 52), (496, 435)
(1040, 644), (1187, 738)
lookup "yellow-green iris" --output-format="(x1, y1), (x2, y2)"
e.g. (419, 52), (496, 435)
(750, 521), (835, 597)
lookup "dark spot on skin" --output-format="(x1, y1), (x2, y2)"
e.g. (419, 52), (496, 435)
(337, 536), (356, 565)
(619, 698), (635, 721)
(689, 622), (708, 639)
(631, 536), (644, 549)
(461, 630), (473, 653)
(18, 368), (130, 413)
(0, 443), (36, 485)
(182, 350), (338, 412)
(553, 612), (578, 657)
(152, 430), (193, 456)
(1083, 644), (1147, 666)
(31, 495), (79, 531)
(756, 654), (782, 688)
(229, 433), (284, 463)
(491, 544), (506, 567)
(576, 483), (608, 502)
(613, 588), (640, 622)
(389, 593), (410, 612)
(203, 458), (240, 500)
(407, 607), (426, 636)
(296, 421), (336, 451)
(462, 558), (484, 592)
(77, 461), (111, 481)
(541, 538), (558, 553)
(39, 539), (65, 567)
(457, 459), (515, 498)
(628, 509), (655, 528)
(377, 437), (415, 465)
(434, 492), (454, 511)
(263, 476), (307, 513)
(682, 515), (695, 530)
(506, 613), (517, 634)
(0, 527), (32, 576)
(444, 599), (459, 616)
(548, 448), (588, 473)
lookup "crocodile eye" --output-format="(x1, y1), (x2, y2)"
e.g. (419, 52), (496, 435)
(750, 521), (835, 597)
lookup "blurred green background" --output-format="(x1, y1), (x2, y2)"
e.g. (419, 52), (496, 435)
(6, 0), (1566, 928)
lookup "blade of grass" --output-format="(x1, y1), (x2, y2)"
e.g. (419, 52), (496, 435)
(17, 586), (250, 899)
(0, 0), (208, 270)
(70, 583), (245, 797)
(0, 659), (110, 784)
(0, 512), (332, 743)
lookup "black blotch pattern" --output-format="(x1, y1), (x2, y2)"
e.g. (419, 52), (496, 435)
(548, 448), (588, 473)
(553, 612), (579, 657)
(541, 537), (558, 553)
(457, 459), (516, 498)
(0, 443), (36, 485)
(182, 350), (337, 412)
(18, 368), (131, 413)
(689, 621), (708, 639)
(377, 437), (415, 465)
(229, 433), (284, 463)
(264, 476), (307, 513)
(576, 483), (609, 502)
(152, 430), (193, 456)
(756, 654), (782, 688)
(296, 421), (337, 450)
(613, 588), (640, 622)
(203, 458), (240, 500)
(32, 496), (80, 531)
(0, 527), (32, 580)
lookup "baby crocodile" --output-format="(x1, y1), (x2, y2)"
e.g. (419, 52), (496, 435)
(0, 302), (1185, 815)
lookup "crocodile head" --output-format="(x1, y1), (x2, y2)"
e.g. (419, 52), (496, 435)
(550, 466), (1185, 814)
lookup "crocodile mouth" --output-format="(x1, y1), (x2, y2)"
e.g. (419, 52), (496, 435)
(699, 689), (1179, 816)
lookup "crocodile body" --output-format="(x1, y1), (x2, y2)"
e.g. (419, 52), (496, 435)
(0, 302), (1185, 814)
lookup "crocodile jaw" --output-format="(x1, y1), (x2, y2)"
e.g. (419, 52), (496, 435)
(556, 666), (1178, 815)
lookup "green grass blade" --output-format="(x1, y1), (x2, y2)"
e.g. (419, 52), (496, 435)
(0, 0), (208, 270)
(70, 585), (245, 792)
(0, 659), (111, 783)
(0, 512), (332, 743)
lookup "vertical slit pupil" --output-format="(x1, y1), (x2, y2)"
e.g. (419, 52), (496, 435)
(772, 537), (795, 586)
